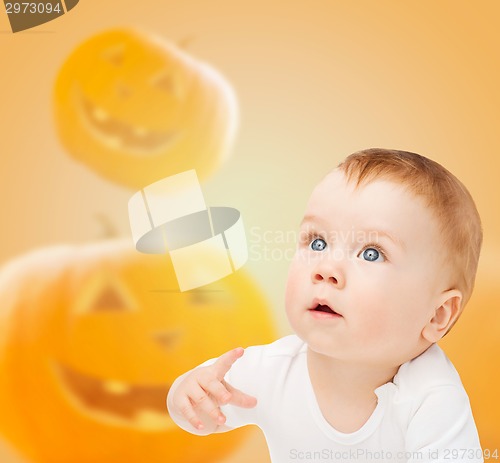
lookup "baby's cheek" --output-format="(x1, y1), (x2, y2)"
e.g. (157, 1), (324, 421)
(284, 270), (301, 308)
(285, 257), (303, 291)
(357, 313), (392, 342)
(353, 294), (397, 338)
(363, 303), (418, 347)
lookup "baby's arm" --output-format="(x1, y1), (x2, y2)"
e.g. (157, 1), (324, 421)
(166, 347), (257, 436)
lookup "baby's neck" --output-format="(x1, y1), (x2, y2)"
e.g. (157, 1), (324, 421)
(307, 347), (398, 398)
(306, 348), (399, 432)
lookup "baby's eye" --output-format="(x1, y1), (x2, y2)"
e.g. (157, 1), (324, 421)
(310, 238), (327, 252)
(358, 246), (385, 262)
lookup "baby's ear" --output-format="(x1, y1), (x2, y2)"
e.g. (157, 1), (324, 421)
(421, 289), (462, 343)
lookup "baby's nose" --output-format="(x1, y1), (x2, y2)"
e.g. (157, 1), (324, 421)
(313, 273), (338, 284)
(311, 262), (345, 288)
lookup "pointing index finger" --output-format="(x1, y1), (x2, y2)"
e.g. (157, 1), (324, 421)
(213, 347), (244, 379)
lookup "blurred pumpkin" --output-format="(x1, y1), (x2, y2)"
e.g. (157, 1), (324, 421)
(53, 28), (238, 189)
(0, 240), (276, 463)
(439, 249), (500, 450)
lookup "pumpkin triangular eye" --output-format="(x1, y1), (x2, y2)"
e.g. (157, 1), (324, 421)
(92, 284), (130, 312)
(74, 274), (137, 315)
(153, 330), (182, 349)
(102, 44), (126, 66)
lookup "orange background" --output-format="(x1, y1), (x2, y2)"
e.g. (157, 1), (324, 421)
(1, 1), (500, 461)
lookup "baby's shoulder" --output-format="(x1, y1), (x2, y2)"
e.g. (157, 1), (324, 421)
(225, 335), (305, 388)
(243, 334), (306, 364)
(391, 345), (480, 449)
(393, 343), (464, 400)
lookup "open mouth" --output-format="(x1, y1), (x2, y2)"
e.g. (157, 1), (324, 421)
(75, 86), (182, 155)
(308, 303), (342, 318)
(52, 361), (176, 431)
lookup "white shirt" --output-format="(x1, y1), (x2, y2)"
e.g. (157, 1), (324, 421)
(170, 335), (483, 463)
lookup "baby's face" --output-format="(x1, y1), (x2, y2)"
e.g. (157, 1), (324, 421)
(285, 169), (449, 368)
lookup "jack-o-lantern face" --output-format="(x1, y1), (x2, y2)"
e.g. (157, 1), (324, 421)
(54, 28), (238, 189)
(0, 240), (275, 462)
(53, 274), (177, 432)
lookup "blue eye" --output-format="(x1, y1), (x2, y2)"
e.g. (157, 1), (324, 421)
(310, 238), (327, 251)
(360, 247), (384, 262)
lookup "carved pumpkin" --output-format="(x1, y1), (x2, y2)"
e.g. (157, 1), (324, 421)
(0, 240), (276, 462)
(440, 251), (500, 450)
(53, 28), (238, 189)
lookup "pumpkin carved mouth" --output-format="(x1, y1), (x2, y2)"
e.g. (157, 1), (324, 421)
(54, 361), (175, 431)
(76, 87), (182, 155)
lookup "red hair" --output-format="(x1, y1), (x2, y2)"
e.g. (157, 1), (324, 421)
(338, 148), (482, 314)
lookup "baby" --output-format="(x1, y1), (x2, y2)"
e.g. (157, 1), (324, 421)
(167, 148), (484, 462)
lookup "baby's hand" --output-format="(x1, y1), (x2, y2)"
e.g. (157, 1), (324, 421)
(168, 347), (257, 432)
